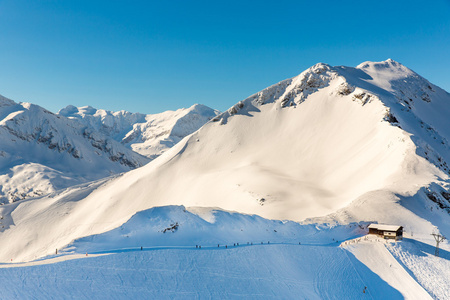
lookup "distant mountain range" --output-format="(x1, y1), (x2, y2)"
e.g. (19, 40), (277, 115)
(0, 95), (219, 203)
(58, 103), (220, 159)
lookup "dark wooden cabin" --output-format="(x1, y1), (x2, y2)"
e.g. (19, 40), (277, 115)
(368, 224), (403, 240)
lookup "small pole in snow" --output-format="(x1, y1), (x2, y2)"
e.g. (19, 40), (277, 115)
(56, 249), (58, 255)
(141, 246), (143, 251)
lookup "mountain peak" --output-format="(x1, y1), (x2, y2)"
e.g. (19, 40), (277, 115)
(356, 58), (401, 68)
(77, 105), (98, 115)
(356, 59), (415, 78)
(307, 62), (333, 73)
(187, 103), (221, 116)
(58, 104), (79, 116)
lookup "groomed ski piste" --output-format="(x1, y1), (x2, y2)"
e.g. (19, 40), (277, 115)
(0, 60), (449, 299)
(0, 205), (448, 299)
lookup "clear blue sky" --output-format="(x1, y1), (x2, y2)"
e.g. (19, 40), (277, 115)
(0, 0), (449, 114)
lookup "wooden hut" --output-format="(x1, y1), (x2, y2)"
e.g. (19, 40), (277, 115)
(368, 224), (403, 240)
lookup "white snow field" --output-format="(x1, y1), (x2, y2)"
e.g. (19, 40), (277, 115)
(0, 60), (449, 298)
(0, 244), (404, 299)
(0, 205), (445, 299)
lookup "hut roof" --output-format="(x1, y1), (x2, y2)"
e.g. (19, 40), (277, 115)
(368, 224), (402, 231)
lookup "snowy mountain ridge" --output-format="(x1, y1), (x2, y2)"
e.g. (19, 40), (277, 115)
(0, 95), (218, 203)
(59, 105), (147, 141)
(0, 95), (151, 203)
(219, 59), (450, 178)
(59, 103), (220, 159)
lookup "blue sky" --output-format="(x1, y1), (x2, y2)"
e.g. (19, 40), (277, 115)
(0, 0), (449, 114)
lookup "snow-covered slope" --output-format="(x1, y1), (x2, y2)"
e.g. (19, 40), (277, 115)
(0, 59), (449, 265)
(58, 104), (220, 159)
(1, 205), (445, 299)
(0, 96), (149, 203)
(0, 243), (407, 299)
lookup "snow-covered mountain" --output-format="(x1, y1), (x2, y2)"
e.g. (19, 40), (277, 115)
(58, 103), (220, 159)
(0, 95), (151, 203)
(0, 60), (449, 298)
(0, 96), (218, 204)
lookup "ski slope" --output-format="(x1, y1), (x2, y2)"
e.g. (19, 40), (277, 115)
(344, 236), (434, 299)
(386, 238), (450, 299)
(0, 244), (405, 299)
(0, 205), (444, 299)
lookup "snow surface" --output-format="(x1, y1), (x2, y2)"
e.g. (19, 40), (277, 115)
(344, 236), (432, 299)
(0, 205), (441, 299)
(0, 60), (449, 298)
(0, 244), (405, 299)
(63, 205), (366, 254)
(386, 238), (450, 299)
